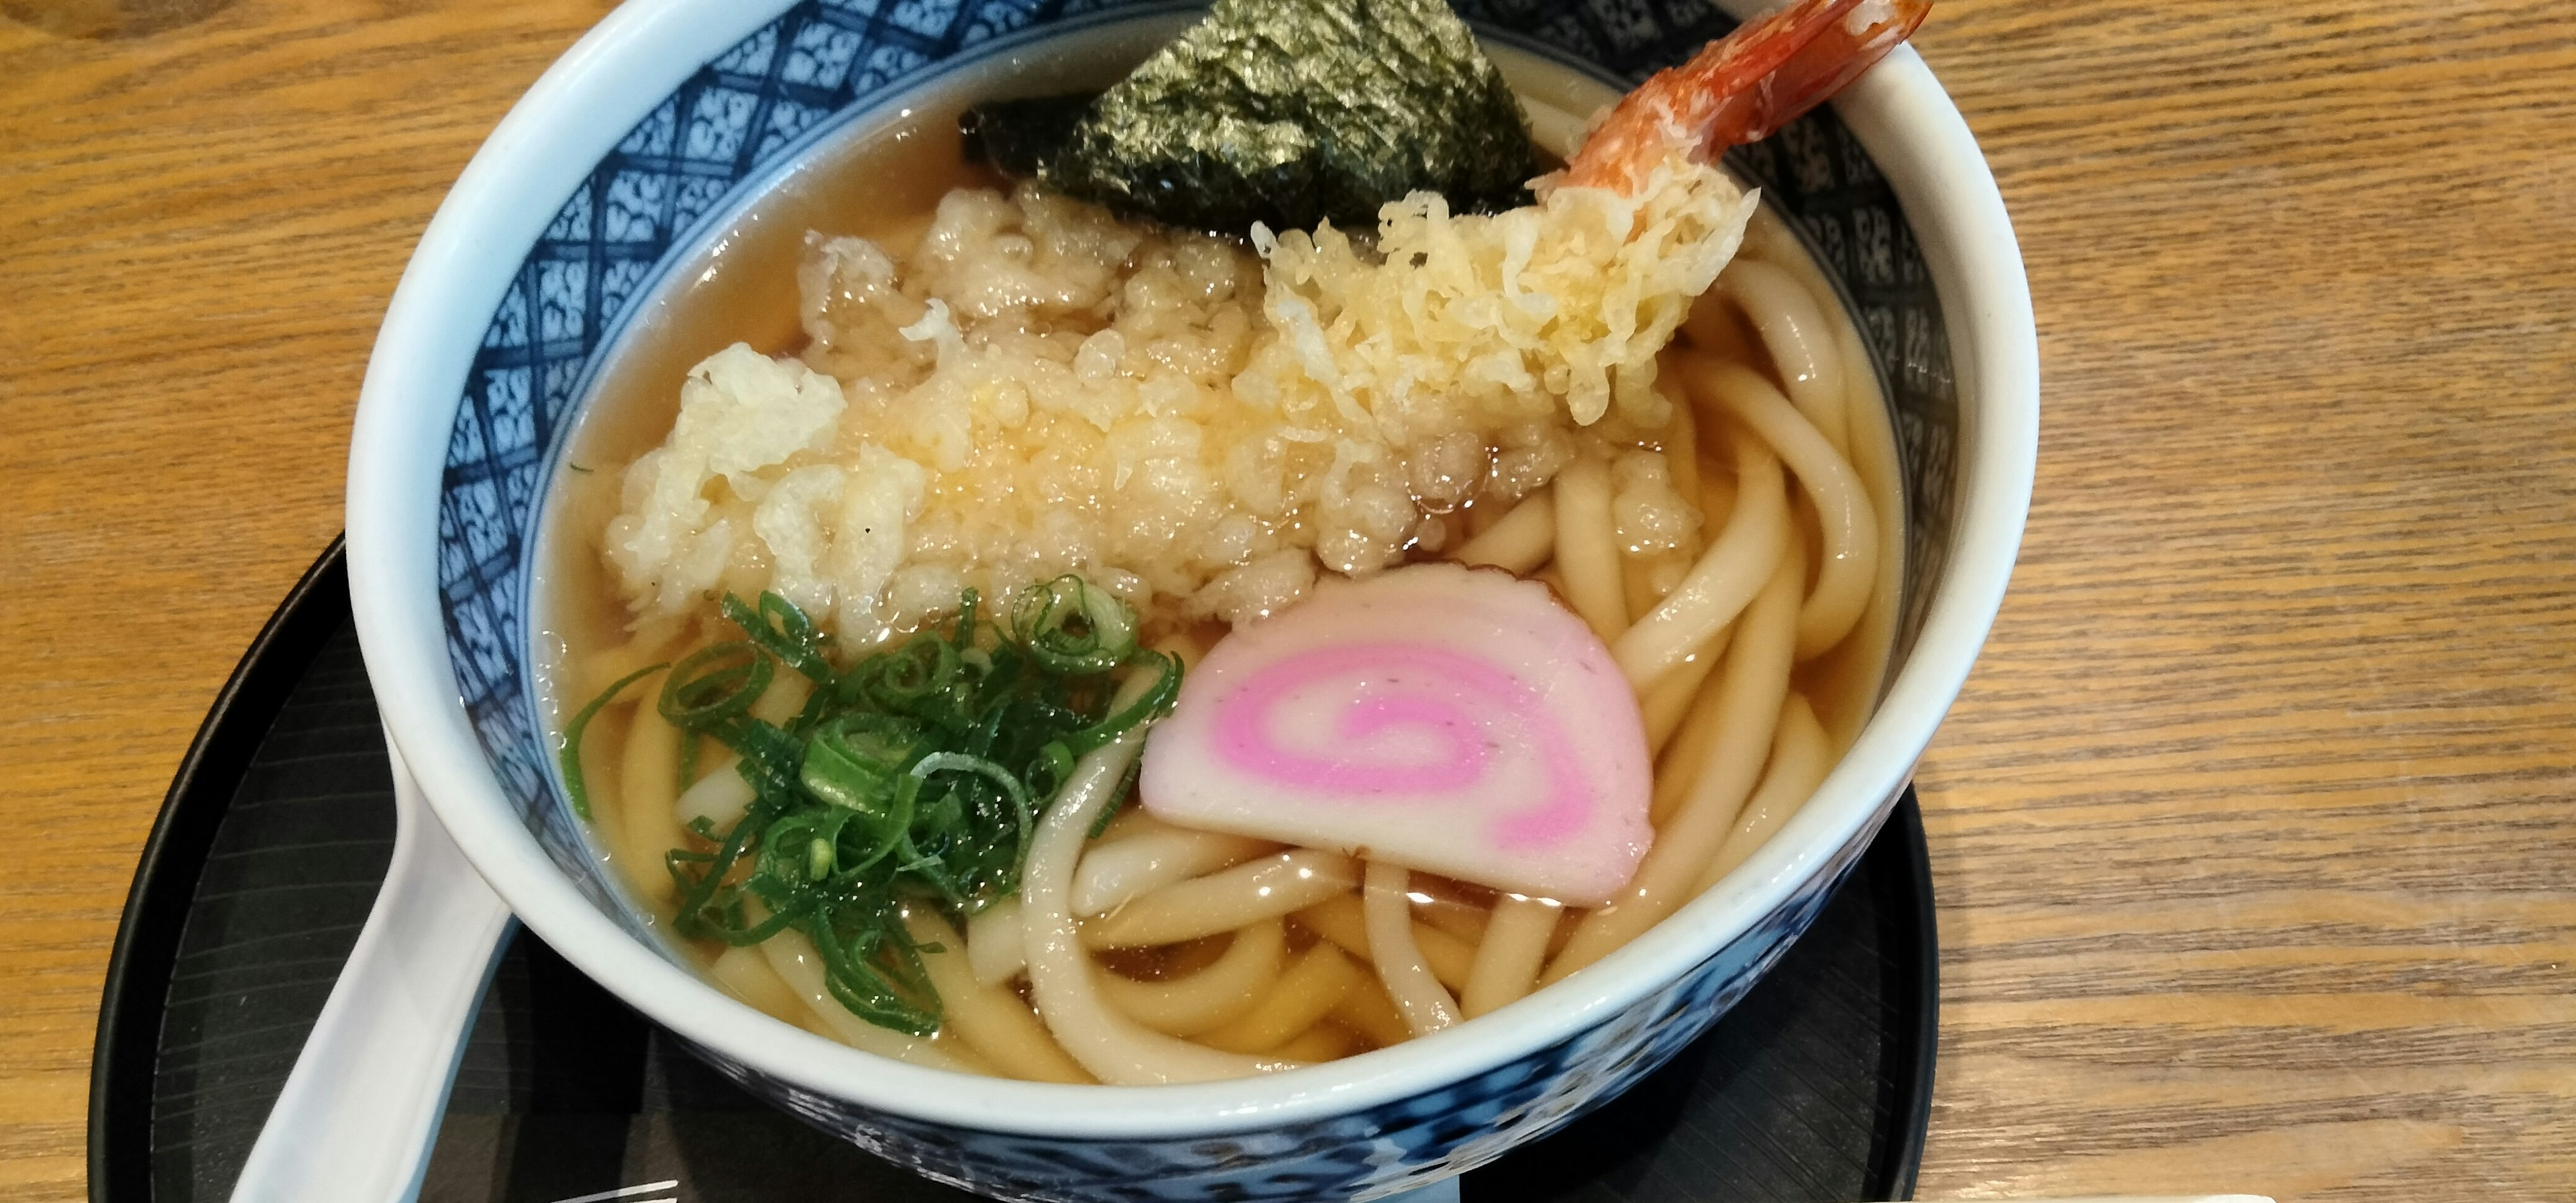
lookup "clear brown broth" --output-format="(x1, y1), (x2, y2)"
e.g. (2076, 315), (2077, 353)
(533, 61), (1906, 1073)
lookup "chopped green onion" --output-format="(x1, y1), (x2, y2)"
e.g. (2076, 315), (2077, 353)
(953, 587), (981, 649)
(557, 662), (669, 821)
(724, 592), (834, 682)
(1061, 650), (1183, 756)
(1012, 574), (1138, 673)
(660, 640), (773, 727)
(1087, 788), (1128, 839)
(635, 577), (1179, 1037)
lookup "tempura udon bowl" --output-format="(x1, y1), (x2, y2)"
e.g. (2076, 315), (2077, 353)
(346, 1), (2034, 1199)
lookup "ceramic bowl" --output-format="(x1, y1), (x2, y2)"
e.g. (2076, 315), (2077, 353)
(345, 1), (2035, 1199)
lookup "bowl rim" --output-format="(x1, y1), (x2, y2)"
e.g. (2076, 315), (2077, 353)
(346, 0), (2035, 1139)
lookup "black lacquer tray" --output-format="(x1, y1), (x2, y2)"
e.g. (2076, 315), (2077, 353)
(91, 543), (1937, 1203)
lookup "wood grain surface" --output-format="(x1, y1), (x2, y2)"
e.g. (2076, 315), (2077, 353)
(1, 1), (2569, 1200)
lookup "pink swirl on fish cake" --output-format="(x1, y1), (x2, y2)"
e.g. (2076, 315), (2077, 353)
(1138, 563), (1654, 906)
(1210, 641), (1591, 849)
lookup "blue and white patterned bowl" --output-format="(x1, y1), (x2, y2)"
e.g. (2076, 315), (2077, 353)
(347, 2), (2035, 1200)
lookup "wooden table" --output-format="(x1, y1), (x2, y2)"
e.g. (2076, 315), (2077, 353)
(3, 1), (2570, 1199)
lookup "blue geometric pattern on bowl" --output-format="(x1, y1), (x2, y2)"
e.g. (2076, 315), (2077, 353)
(432, 1), (1955, 1199)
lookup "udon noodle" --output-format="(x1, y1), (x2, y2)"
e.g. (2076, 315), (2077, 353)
(540, 50), (1905, 1084)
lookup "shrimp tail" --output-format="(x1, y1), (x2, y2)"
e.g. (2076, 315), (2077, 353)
(1564, 0), (1931, 194)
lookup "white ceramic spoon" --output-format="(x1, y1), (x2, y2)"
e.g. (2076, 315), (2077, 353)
(212, 736), (1468, 1203)
(229, 733), (515, 1203)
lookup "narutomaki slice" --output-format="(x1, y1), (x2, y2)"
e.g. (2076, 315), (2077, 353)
(1138, 563), (1654, 906)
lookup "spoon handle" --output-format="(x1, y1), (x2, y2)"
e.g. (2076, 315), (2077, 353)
(229, 734), (514, 1203)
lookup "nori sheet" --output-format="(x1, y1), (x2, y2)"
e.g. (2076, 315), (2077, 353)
(965, 0), (1535, 236)
(960, 96), (1092, 182)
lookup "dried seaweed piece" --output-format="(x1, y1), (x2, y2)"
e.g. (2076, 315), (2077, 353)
(967, 0), (1535, 236)
(960, 95), (1090, 181)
